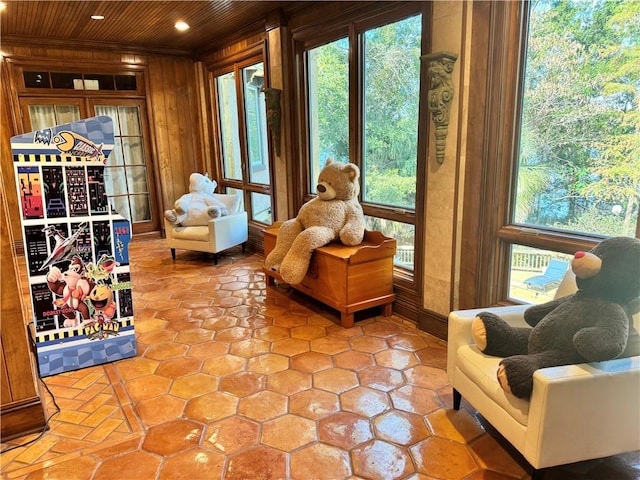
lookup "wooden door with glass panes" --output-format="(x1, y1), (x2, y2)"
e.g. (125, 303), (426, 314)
(19, 98), (159, 234)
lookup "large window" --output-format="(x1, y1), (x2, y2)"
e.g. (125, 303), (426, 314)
(487, 0), (639, 305)
(215, 59), (272, 224)
(302, 7), (424, 275)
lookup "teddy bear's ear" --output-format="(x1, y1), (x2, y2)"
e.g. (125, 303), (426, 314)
(324, 158), (335, 167)
(342, 163), (360, 181)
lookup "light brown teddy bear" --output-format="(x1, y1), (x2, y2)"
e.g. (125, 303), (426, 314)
(265, 158), (365, 285)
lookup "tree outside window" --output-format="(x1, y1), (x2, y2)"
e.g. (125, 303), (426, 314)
(507, 0), (639, 303)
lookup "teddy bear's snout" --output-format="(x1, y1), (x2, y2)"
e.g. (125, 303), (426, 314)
(317, 184), (326, 193)
(572, 251), (602, 279)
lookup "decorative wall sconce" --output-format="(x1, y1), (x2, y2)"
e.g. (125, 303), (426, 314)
(263, 88), (282, 156)
(422, 51), (458, 164)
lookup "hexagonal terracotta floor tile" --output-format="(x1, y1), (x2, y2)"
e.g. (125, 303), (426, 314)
(291, 351), (333, 373)
(267, 369), (312, 395)
(333, 350), (375, 371)
(470, 434), (527, 478)
(205, 416), (260, 454)
(373, 410), (431, 446)
(184, 391), (238, 423)
(225, 446), (286, 480)
(202, 354), (246, 376)
(253, 325), (290, 342)
(144, 342), (189, 361)
(425, 408), (485, 444)
(155, 357), (202, 378)
(271, 338), (310, 356)
(125, 375), (172, 402)
(340, 386), (390, 417)
(374, 349), (419, 370)
(214, 326), (252, 343)
(142, 419), (203, 456)
(229, 338), (270, 358)
(115, 357), (159, 380)
(170, 373), (219, 399)
(219, 371), (266, 397)
(136, 395), (186, 426)
(309, 336), (350, 355)
(289, 388), (339, 420)
(261, 414), (316, 451)
(351, 440), (415, 479)
(318, 412), (374, 450)
(158, 448), (225, 480)
(349, 336), (388, 353)
(390, 385), (442, 415)
(290, 325), (326, 340)
(187, 340), (229, 360)
(358, 366), (404, 392)
(271, 312), (307, 328)
(290, 443), (352, 479)
(313, 368), (359, 394)
(387, 333), (428, 351)
(93, 450), (160, 480)
(247, 353), (289, 375)
(361, 321), (404, 338)
(238, 390), (287, 422)
(174, 328), (214, 345)
(410, 437), (478, 479)
(404, 364), (449, 390)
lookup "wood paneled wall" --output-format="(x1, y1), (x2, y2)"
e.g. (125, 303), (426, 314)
(0, 183), (47, 441)
(0, 44), (206, 244)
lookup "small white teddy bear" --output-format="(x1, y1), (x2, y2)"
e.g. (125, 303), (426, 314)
(164, 173), (228, 226)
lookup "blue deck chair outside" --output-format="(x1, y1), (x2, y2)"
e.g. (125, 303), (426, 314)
(523, 259), (570, 294)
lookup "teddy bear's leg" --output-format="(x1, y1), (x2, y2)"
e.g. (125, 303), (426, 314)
(164, 210), (179, 223)
(498, 350), (578, 398)
(279, 226), (335, 285)
(265, 220), (303, 272)
(207, 206), (222, 219)
(472, 312), (531, 357)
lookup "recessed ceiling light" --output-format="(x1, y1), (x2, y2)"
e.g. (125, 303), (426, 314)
(175, 21), (190, 31)
(91, 15), (105, 20)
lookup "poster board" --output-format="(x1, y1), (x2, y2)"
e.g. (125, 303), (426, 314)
(11, 116), (136, 377)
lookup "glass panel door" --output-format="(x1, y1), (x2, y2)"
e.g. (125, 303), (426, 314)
(242, 62), (269, 185)
(93, 101), (157, 233)
(217, 71), (242, 181)
(214, 56), (273, 226)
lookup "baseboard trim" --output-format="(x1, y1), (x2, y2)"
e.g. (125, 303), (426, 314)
(1, 396), (47, 442)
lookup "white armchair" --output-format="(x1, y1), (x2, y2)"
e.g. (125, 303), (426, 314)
(164, 193), (248, 264)
(447, 272), (640, 477)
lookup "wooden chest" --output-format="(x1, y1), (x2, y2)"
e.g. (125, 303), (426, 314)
(263, 223), (396, 328)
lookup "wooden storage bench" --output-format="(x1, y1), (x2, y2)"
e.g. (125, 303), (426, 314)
(263, 223), (396, 328)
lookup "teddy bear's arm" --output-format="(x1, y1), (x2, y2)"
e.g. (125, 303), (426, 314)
(573, 306), (629, 361)
(524, 295), (572, 327)
(174, 193), (192, 215)
(339, 204), (365, 246)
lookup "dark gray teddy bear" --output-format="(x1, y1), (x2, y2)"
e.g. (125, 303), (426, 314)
(471, 236), (640, 398)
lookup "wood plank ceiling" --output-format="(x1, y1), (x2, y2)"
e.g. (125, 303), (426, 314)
(0, 1), (312, 55)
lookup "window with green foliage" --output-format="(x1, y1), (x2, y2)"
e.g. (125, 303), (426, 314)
(303, 9), (423, 274)
(504, 0), (639, 303)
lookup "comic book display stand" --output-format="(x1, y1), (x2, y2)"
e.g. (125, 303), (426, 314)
(11, 116), (136, 377)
